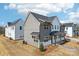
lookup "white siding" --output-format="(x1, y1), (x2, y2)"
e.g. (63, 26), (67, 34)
(5, 20), (24, 40)
(51, 18), (60, 31)
(15, 20), (24, 40)
(65, 27), (73, 37)
(5, 26), (15, 39)
(24, 14), (40, 47)
(43, 40), (51, 48)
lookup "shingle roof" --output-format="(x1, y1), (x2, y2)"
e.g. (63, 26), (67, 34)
(31, 32), (39, 36)
(30, 12), (58, 23)
(63, 23), (74, 27)
(7, 19), (21, 26)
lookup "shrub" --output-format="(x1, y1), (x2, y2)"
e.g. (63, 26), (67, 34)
(39, 43), (45, 52)
(9, 37), (13, 40)
(23, 41), (27, 44)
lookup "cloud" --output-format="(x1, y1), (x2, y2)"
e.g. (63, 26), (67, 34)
(4, 3), (74, 16)
(35, 3), (74, 13)
(64, 11), (79, 24)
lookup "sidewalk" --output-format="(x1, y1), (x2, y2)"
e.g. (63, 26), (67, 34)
(68, 37), (79, 42)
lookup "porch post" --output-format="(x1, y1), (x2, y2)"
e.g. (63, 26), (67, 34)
(60, 34), (61, 41)
(54, 35), (56, 46)
(38, 39), (40, 48)
(51, 36), (53, 44)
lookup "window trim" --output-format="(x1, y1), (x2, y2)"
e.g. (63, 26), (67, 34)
(20, 26), (22, 30)
(44, 25), (48, 29)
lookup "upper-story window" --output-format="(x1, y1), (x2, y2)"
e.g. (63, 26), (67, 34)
(66, 27), (68, 30)
(44, 25), (48, 29)
(20, 26), (22, 30)
(55, 25), (56, 29)
(57, 25), (59, 29)
(52, 25), (53, 29)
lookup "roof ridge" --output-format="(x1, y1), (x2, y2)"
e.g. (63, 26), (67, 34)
(7, 19), (21, 26)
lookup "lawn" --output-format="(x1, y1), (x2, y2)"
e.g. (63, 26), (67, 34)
(0, 35), (79, 56)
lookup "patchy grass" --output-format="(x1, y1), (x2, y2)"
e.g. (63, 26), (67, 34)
(0, 35), (79, 56)
(0, 35), (41, 56)
(45, 41), (79, 56)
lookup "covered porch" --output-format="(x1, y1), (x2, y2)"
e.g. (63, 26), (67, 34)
(50, 31), (66, 45)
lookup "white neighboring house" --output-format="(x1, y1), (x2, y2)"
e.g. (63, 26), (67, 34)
(5, 19), (24, 40)
(64, 23), (77, 37)
(24, 12), (65, 48)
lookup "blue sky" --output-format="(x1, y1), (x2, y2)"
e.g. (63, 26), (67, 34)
(0, 3), (79, 26)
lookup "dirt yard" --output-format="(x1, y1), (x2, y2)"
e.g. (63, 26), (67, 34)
(0, 35), (79, 56)
(45, 41), (79, 56)
(0, 35), (41, 56)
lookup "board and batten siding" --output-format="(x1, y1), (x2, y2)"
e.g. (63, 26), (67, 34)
(24, 14), (40, 48)
(5, 20), (24, 40)
(40, 21), (51, 41)
(51, 18), (60, 31)
(5, 26), (15, 39)
(15, 20), (24, 40)
(65, 27), (73, 37)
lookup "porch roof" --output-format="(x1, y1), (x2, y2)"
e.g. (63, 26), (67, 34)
(31, 32), (39, 36)
(50, 31), (58, 35)
(50, 31), (65, 36)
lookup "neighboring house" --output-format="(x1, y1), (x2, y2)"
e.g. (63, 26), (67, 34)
(73, 24), (79, 36)
(0, 26), (5, 35)
(63, 23), (77, 37)
(5, 19), (24, 40)
(24, 12), (65, 48)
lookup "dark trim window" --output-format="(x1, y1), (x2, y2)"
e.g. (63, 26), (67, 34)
(52, 25), (53, 29)
(20, 26), (22, 30)
(34, 39), (38, 42)
(57, 25), (59, 29)
(44, 36), (49, 42)
(66, 27), (68, 30)
(55, 25), (56, 29)
(44, 25), (48, 29)
(44, 39), (49, 42)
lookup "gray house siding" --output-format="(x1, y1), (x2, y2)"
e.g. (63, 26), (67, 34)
(24, 12), (65, 48)
(40, 22), (51, 41)
(24, 13), (40, 48)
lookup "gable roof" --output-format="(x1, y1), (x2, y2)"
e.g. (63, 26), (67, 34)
(24, 12), (59, 24)
(63, 23), (74, 27)
(30, 12), (58, 22)
(7, 19), (21, 26)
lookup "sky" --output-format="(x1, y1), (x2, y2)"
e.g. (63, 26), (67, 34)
(0, 3), (79, 26)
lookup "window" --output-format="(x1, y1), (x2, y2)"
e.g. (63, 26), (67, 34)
(44, 39), (49, 42)
(52, 25), (53, 29)
(44, 25), (48, 29)
(44, 36), (49, 42)
(66, 27), (68, 30)
(20, 26), (22, 30)
(55, 25), (56, 29)
(57, 25), (59, 29)
(34, 39), (38, 42)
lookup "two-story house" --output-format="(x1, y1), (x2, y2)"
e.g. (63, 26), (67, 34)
(5, 19), (24, 40)
(63, 23), (77, 37)
(24, 12), (65, 48)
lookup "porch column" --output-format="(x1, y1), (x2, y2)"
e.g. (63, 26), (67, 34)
(54, 35), (56, 46)
(60, 35), (61, 41)
(50, 36), (53, 44)
(38, 39), (40, 48)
